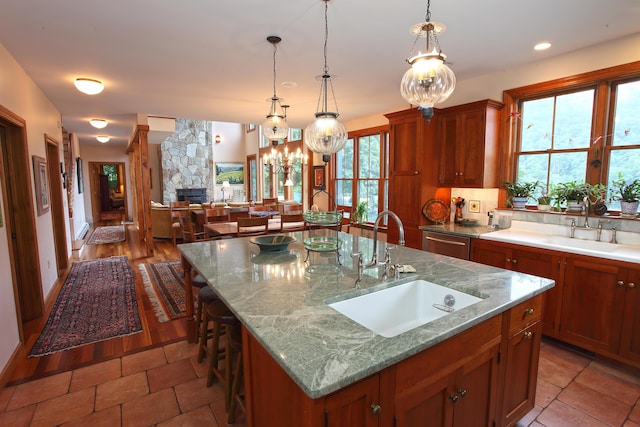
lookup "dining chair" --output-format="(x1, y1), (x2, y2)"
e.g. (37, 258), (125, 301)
(282, 203), (303, 214)
(178, 214), (209, 242)
(170, 200), (190, 245)
(205, 207), (231, 223)
(237, 216), (269, 237)
(280, 213), (306, 232)
(262, 197), (278, 207)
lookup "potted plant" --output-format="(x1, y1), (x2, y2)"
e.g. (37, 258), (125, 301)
(609, 173), (640, 217)
(549, 181), (604, 213)
(352, 200), (368, 224)
(537, 195), (552, 212)
(504, 181), (540, 210)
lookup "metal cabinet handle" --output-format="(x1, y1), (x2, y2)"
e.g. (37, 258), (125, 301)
(370, 404), (381, 415)
(425, 236), (466, 246)
(512, 259), (518, 264)
(506, 258), (511, 263)
(618, 281), (625, 287)
(457, 388), (467, 398)
(525, 308), (534, 316)
(523, 331), (533, 339)
(449, 394), (459, 403)
(630, 283), (636, 288)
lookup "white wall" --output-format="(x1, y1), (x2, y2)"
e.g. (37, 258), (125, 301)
(79, 143), (131, 223)
(0, 41), (65, 373)
(69, 132), (88, 239)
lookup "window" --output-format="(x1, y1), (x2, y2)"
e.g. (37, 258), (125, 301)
(335, 127), (388, 223)
(506, 62), (640, 211)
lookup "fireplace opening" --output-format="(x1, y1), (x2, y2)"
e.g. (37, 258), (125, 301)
(177, 188), (207, 204)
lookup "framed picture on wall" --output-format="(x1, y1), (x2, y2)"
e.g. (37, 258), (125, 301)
(32, 155), (50, 216)
(246, 123), (256, 133)
(313, 165), (325, 190)
(76, 157), (84, 193)
(215, 162), (244, 185)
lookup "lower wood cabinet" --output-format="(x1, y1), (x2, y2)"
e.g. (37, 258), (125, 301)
(472, 238), (640, 370)
(243, 296), (543, 427)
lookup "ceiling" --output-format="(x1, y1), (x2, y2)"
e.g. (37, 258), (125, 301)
(1, 0), (639, 146)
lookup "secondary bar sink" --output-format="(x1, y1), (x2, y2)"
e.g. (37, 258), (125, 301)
(328, 280), (483, 338)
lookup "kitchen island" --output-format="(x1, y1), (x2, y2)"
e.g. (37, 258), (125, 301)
(179, 229), (554, 426)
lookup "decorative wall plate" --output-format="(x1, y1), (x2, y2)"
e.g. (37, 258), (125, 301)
(422, 199), (450, 224)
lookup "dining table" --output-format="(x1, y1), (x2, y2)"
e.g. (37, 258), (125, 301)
(205, 219), (283, 238)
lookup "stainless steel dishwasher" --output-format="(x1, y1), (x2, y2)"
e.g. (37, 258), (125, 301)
(422, 231), (471, 260)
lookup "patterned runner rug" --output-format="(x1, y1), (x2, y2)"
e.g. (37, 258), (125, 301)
(29, 256), (142, 357)
(87, 225), (126, 244)
(139, 260), (187, 322)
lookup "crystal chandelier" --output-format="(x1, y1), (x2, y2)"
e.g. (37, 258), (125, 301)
(263, 141), (308, 186)
(400, 0), (456, 122)
(304, 0), (347, 163)
(262, 35), (289, 141)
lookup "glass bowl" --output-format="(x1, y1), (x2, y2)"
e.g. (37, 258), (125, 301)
(249, 234), (296, 253)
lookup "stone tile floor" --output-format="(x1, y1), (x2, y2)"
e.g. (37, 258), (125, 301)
(1, 339), (639, 426)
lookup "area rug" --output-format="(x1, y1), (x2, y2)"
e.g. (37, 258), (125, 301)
(29, 256), (142, 357)
(87, 225), (126, 244)
(139, 260), (187, 322)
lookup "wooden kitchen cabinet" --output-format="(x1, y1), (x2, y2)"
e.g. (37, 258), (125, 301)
(471, 239), (561, 337)
(385, 108), (440, 249)
(437, 99), (503, 188)
(324, 375), (380, 427)
(620, 266), (640, 364)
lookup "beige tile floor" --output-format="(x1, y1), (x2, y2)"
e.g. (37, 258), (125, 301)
(1, 339), (640, 426)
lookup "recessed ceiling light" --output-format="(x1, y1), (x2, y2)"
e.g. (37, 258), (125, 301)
(74, 78), (104, 95)
(96, 136), (110, 143)
(534, 42), (552, 51)
(89, 119), (108, 129)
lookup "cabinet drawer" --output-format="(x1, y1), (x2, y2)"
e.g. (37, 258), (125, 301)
(508, 295), (543, 336)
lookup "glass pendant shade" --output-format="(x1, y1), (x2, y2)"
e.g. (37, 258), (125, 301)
(400, 5), (456, 123)
(262, 97), (289, 141)
(74, 78), (104, 95)
(304, 112), (347, 156)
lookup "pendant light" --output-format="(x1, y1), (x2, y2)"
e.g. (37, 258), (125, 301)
(262, 36), (289, 142)
(304, 0), (347, 163)
(400, 0), (456, 122)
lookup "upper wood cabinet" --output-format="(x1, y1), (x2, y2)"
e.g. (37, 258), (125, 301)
(438, 99), (504, 188)
(385, 108), (440, 248)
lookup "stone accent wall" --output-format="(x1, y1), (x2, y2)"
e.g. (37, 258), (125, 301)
(160, 119), (212, 204)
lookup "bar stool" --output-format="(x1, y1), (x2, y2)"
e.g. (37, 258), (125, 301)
(200, 300), (239, 410)
(194, 285), (219, 347)
(227, 323), (245, 424)
(191, 273), (215, 344)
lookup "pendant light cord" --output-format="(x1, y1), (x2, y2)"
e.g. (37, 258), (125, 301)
(272, 41), (278, 98)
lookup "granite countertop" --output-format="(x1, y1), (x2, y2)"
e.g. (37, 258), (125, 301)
(419, 222), (495, 238)
(178, 229), (554, 399)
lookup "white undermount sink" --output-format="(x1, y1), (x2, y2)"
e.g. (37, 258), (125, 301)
(540, 235), (619, 252)
(328, 280), (483, 338)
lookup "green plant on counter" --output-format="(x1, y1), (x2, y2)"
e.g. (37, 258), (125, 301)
(537, 195), (552, 205)
(548, 181), (605, 211)
(352, 200), (368, 224)
(503, 180), (540, 198)
(609, 173), (640, 202)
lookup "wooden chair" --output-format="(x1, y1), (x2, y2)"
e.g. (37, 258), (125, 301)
(262, 197), (278, 207)
(178, 215), (209, 242)
(280, 213), (306, 232)
(237, 216), (268, 237)
(205, 207), (231, 223)
(170, 201), (190, 245)
(282, 203), (303, 214)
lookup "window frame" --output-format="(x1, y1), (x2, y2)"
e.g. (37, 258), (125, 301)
(502, 61), (640, 205)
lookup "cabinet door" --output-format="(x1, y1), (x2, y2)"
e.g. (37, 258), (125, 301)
(457, 110), (486, 187)
(560, 257), (625, 354)
(619, 267), (640, 364)
(438, 113), (459, 186)
(470, 239), (511, 269)
(502, 322), (542, 427)
(325, 375), (380, 427)
(452, 344), (500, 427)
(395, 373), (453, 427)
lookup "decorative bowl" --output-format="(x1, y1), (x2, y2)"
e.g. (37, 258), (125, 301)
(249, 235), (296, 253)
(303, 211), (343, 226)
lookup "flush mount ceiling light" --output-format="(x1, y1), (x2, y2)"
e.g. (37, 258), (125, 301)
(74, 78), (104, 95)
(400, 0), (456, 123)
(304, 0), (348, 163)
(96, 136), (110, 143)
(262, 35), (289, 142)
(89, 118), (108, 129)
(534, 42), (552, 51)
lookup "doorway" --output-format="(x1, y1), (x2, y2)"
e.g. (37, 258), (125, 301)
(89, 162), (127, 223)
(45, 135), (68, 275)
(0, 105), (44, 340)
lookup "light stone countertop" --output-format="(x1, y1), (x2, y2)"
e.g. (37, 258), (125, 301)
(178, 229), (554, 399)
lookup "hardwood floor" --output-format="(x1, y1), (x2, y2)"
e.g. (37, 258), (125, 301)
(7, 219), (188, 386)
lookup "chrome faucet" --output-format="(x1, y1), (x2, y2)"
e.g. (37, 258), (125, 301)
(569, 218), (576, 238)
(596, 220), (604, 242)
(611, 227), (618, 244)
(365, 210), (405, 268)
(583, 196), (591, 229)
(351, 252), (363, 288)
